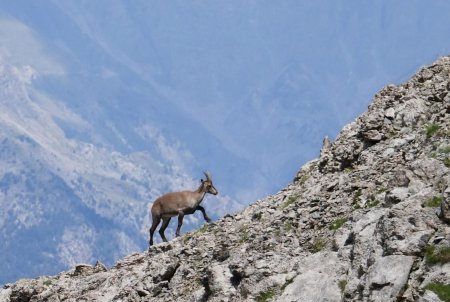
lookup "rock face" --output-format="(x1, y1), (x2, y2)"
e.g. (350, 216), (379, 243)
(2, 57), (450, 301)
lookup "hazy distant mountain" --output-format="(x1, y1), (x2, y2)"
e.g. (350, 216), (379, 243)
(0, 60), (244, 284)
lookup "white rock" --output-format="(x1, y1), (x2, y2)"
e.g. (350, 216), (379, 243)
(367, 255), (414, 302)
(385, 108), (396, 119)
(419, 290), (443, 302)
(278, 252), (347, 302)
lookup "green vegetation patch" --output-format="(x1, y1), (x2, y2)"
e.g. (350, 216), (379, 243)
(338, 280), (347, 293)
(367, 200), (379, 208)
(239, 228), (249, 244)
(297, 174), (309, 185)
(329, 218), (347, 231)
(256, 288), (276, 302)
(256, 276), (296, 301)
(444, 157), (450, 168)
(43, 279), (52, 287)
(426, 123), (441, 138)
(183, 233), (192, 243)
(284, 222), (294, 232)
(438, 145), (450, 154)
(282, 194), (301, 209)
(376, 187), (386, 194)
(432, 145), (450, 167)
(310, 237), (326, 253)
(424, 283), (450, 302)
(196, 224), (209, 234)
(352, 189), (362, 209)
(424, 196), (443, 208)
(425, 245), (450, 265)
(366, 198), (379, 208)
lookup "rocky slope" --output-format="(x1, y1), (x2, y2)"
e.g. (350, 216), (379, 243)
(2, 56), (450, 301)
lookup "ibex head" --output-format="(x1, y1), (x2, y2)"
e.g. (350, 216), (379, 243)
(201, 171), (218, 195)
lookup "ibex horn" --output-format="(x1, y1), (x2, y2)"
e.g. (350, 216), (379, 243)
(203, 171), (212, 181)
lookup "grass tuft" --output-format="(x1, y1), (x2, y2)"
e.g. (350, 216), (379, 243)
(310, 237), (326, 253)
(438, 145), (450, 154)
(329, 218), (347, 231)
(425, 245), (450, 265)
(426, 123), (441, 138)
(282, 194), (301, 209)
(424, 196), (443, 208)
(376, 187), (387, 193)
(338, 280), (347, 293)
(197, 224), (208, 234)
(284, 222), (294, 232)
(239, 228), (249, 244)
(366, 198), (379, 208)
(352, 189), (362, 209)
(424, 283), (450, 302)
(444, 157), (450, 168)
(256, 288), (276, 302)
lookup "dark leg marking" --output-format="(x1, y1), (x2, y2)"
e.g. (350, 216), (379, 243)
(197, 205), (211, 223)
(176, 211), (185, 237)
(149, 214), (161, 246)
(159, 217), (171, 242)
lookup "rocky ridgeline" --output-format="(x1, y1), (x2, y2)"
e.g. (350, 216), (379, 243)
(2, 57), (450, 302)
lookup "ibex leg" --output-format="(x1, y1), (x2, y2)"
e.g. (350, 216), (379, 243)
(149, 214), (161, 246)
(176, 211), (185, 237)
(197, 205), (211, 223)
(159, 217), (171, 242)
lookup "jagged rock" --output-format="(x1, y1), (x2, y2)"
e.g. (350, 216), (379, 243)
(385, 187), (409, 205)
(438, 192), (450, 223)
(389, 169), (410, 187)
(367, 255), (414, 301)
(208, 264), (236, 299)
(385, 107), (396, 119)
(279, 252), (347, 302)
(2, 55), (450, 302)
(321, 136), (332, 154)
(420, 290), (443, 302)
(363, 129), (384, 142)
(73, 263), (99, 276)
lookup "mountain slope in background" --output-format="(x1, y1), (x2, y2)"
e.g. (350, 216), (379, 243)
(0, 61), (242, 284)
(2, 55), (449, 302)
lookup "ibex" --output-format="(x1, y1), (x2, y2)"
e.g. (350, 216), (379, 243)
(149, 171), (218, 246)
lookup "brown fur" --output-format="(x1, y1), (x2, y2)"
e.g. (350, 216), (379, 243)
(149, 171), (218, 246)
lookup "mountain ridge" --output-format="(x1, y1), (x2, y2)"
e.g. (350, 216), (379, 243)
(1, 56), (450, 301)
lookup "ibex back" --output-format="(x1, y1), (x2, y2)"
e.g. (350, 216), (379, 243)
(149, 171), (218, 246)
